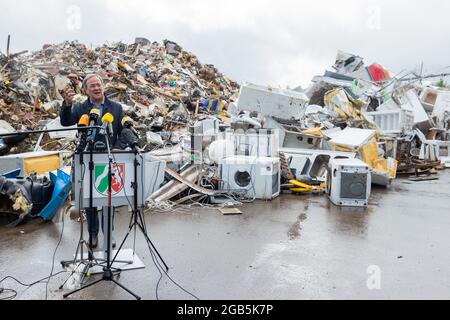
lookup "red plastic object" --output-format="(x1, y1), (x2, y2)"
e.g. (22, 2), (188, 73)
(367, 64), (390, 82)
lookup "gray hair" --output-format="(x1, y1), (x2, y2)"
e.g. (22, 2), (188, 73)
(82, 74), (104, 89)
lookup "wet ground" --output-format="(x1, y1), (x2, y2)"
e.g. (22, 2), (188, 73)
(1, 171), (450, 300)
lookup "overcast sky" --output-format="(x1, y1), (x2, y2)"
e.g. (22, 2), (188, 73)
(1, 0), (450, 88)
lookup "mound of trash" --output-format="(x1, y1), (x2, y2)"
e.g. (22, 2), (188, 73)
(0, 38), (240, 155)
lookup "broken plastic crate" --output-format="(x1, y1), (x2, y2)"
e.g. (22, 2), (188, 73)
(37, 169), (71, 221)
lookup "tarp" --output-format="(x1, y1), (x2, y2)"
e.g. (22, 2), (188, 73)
(37, 169), (71, 221)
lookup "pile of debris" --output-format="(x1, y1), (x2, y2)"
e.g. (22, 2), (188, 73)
(301, 51), (450, 177)
(1, 43), (450, 220)
(144, 49), (450, 210)
(0, 38), (239, 155)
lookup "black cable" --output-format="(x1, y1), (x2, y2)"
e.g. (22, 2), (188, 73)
(140, 155), (163, 300)
(58, 151), (102, 292)
(123, 152), (198, 300)
(45, 199), (66, 300)
(0, 271), (68, 300)
(140, 163), (200, 300)
(3, 147), (86, 300)
(0, 193), (69, 300)
(150, 161), (164, 202)
(110, 150), (163, 300)
(0, 271), (67, 288)
(76, 160), (87, 253)
(112, 149), (199, 300)
(141, 219), (200, 300)
(111, 151), (134, 209)
(0, 288), (17, 300)
(113, 150), (162, 299)
(146, 238), (164, 301)
(46, 151), (75, 299)
(143, 162), (200, 300)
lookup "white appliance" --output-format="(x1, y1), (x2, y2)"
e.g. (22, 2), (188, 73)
(436, 141), (450, 168)
(327, 159), (372, 207)
(236, 82), (309, 121)
(223, 129), (279, 158)
(219, 156), (280, 200)
(279, 148), (356, 181)
(441, 158), (450, 168)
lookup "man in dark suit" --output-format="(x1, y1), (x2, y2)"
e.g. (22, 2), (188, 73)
(60, 74), (124, 249)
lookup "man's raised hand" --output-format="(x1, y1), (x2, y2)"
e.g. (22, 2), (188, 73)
(63, 87), (76, 106)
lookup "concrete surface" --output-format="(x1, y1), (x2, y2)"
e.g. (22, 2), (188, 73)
(1, 171), (450, 300)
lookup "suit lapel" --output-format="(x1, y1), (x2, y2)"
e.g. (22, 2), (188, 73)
(103, 98), (111, 116)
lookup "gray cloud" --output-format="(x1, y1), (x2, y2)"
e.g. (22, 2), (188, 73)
(1, 0), (449, 87)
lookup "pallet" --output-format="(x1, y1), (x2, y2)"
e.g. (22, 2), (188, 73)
(278, 152), (294, 180)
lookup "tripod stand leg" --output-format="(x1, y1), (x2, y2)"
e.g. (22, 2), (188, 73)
(138, 221), (169, 272)
(71, 241), (82, 266)
(111, 224), (134, 264)
(78, 262), (91, 285)
(112, 279), (141, 300)
(63, 278), (103, 299)
(59, 261), (83, 290)
(61, 240), (106, 267)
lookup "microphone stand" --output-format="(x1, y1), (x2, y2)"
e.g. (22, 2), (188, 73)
(63, 125), (141, 300)
(59, 132), (107, 290)
(111, 146), (169, 273)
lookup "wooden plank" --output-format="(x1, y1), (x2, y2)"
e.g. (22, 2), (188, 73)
(219, 208), (242, 216)
(408, 176), (439, 182)
(165, 166), (215, 196)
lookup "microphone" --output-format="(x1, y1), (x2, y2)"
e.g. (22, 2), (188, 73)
(121, 116), (140, 139)
(123, 128), (139, 149)
(78, 114), (89, 129)
(86, 108), (101, 144)
(99, 113), (114, 136)
(94, 141), (107, 152)
(89, 108), (100, 126)
(114, 126), (142, 153)
(76, 114), (89, 152)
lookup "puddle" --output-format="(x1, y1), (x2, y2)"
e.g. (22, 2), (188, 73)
(288, 213), (307, 240)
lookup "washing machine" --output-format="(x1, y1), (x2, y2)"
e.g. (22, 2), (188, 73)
(327, 158), (372, 207)
(219, 156), (280, 200)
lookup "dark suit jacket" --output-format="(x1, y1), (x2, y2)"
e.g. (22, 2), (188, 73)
(60, 96), (124, 146)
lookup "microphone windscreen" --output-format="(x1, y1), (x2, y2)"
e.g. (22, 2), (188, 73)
(101, 113), (114, 124)
(90, 108), (100, 118)
(90, 108), (100, 115)
(78, 114), (89, 127)
(121, 116), (133, 126)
